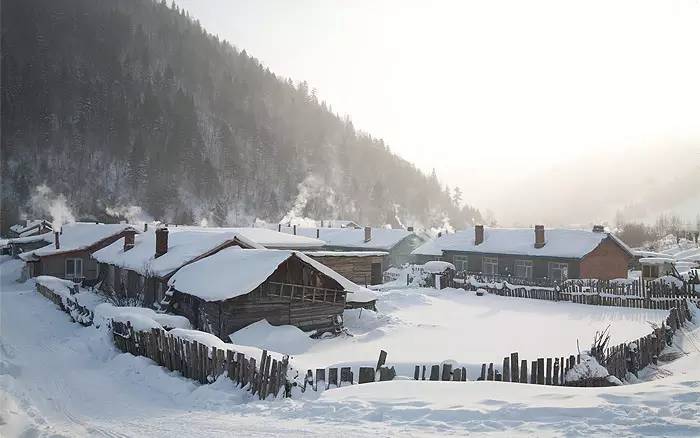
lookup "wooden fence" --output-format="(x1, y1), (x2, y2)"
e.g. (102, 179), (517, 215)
(412, 300), (694, 386)
(459, 274), (698, 310)
(111, 321), (290, 400)
(36, 282), (94, 326)
(296, 350), (396, 392)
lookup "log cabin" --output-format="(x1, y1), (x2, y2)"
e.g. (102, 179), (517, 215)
(167, 247), (367, 338)
(412, 225), (634, 282)
(92, 227), (263, 307)
(303, 250), (388, 285)
(18, 222), (137, 281)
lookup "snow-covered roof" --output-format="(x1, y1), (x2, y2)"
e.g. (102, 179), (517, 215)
(22, 223), (136, 258)
(0, 232), (53, 248)
(639, 257), (675, 265)
(168, 247), (362, 302)
(92, 228), (262, 278)
(10, 220), (50, 234)
(412, 227), (632, 259)
(304, 250), (388, 257)
(279, 218), (361, 229)
(173, 226), (324, 249)
(279, 226), (413, 250)
(423, 261), (456, 273)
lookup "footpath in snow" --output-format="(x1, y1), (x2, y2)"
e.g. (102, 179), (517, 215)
(1, 257), (699, 437)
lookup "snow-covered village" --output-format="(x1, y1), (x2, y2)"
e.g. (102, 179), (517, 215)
(2, 1), (700, 437)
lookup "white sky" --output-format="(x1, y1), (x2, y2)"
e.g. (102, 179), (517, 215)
(176, 0), (700, 226)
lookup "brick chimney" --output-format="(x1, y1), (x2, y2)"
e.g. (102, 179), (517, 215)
(155, 227), (169, 258)
(364, 226), (372, 242)
(438, 231), (442, 238)
(144, 223), (148, 232)
(54, 231), (60, 249)
(475, 224), (484, 245)
(124, 232), (135, 252)
(407, 226), (414, 232)
(592, 224), (605, 233)
(535, 225), (545, 248)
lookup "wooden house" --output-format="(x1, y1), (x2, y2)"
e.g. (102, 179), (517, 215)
(412, 225), (634, 282)
(9, 219), (52, 238)
(92, 227), (263, 307)
(639, 257), (677, 281)
(279, 225), (425, 273)
(166, 247), (366, 338)
(18, 223), (137, 281)
(303, 251), (388, 285)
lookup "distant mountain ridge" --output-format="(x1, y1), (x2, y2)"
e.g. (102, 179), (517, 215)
(1, 0), (481, 231)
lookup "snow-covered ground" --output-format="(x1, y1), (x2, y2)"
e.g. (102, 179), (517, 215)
(2, 257), (699, 437)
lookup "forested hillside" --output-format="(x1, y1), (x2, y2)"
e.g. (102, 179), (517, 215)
(1, 0), (481, 230)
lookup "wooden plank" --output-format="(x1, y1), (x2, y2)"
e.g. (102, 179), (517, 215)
(328, 367), (338, 388)
(530, 360), (537, 384)
(414, 365), (420, 380)
(376, 350), (388, 370)
(511, 353), (519, 383)
(453, 367), (462, 382)
(430, 365), (440, 381)
(520, 359), (527, 384)
(340, 367), (353, 385)
(358, 367), (375, 384)
(441, 364), (452, 381)
(553, 358), (559, 385)
(315, 368), (326, 391)
(546, 358), (552, 385)
(487, 363), (494, 381)
(480, 364), (486, 381)
(503, 357), (510, 382)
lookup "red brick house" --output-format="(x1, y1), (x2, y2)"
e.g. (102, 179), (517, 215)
(412, 225), (634, 282)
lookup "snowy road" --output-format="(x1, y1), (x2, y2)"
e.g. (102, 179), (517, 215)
(2, 258), (700, 437)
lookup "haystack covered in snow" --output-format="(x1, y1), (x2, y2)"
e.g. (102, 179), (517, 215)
(412, 225), (634, 281)
(92, 227), (262, 307)
(167, 247), (363, 338)
(19, 222), (137, 281)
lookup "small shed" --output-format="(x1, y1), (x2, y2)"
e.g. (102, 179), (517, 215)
(167, 247), (363, 339)
(640, 257), (676, 281)
(303, 251), (388, 285)
(423, 261), (456, 289)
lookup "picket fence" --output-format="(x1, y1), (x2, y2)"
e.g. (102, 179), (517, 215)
(111, 320), (290, 399)
(459, 273), (698, 310)
(412, 300), (694, 386)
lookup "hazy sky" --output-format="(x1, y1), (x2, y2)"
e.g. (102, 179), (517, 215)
(176, 0), (700, 226)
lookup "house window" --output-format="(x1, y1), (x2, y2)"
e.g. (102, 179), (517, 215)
(482, 257), (498, 275)
(548, 262), (568, 282)
(65, 258), (83, 280)
(514, 259), (533, 279)
(642, 265), (659, 278)
(454, 255), (469, 271)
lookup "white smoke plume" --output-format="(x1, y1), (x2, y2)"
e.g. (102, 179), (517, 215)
(29, 185), (75, 231)
(105, 205), (154, 226)
(279, 174), (336, 227)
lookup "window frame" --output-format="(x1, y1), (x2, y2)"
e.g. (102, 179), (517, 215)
(482, 256), (498, 275)
(514, 259), (533, 279)
(548, 262), (568, 282)
(65, 257), (83, 280)
(454, 255), (469, 271)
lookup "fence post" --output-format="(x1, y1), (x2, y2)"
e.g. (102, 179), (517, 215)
(520, 359), (527, 384)
(511, 353), (519, 383)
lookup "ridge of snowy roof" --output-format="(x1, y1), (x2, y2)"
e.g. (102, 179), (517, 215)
(303, 250), (389, 257)
(25, 223), (136, 258)
(92, 228), (262, 278)
(168, 247), (362, 302)
(279, 226), (414, 250)
(173, 226), (324, 249)
(412, 227), (631, 259)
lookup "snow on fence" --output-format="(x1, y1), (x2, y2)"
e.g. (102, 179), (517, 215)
(459, 274), (698, 310)
(111, 320), (290, 400)
(297, 350), (397, 393)
(411, 300), (694, 386)
(35, 279), (94, 326)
